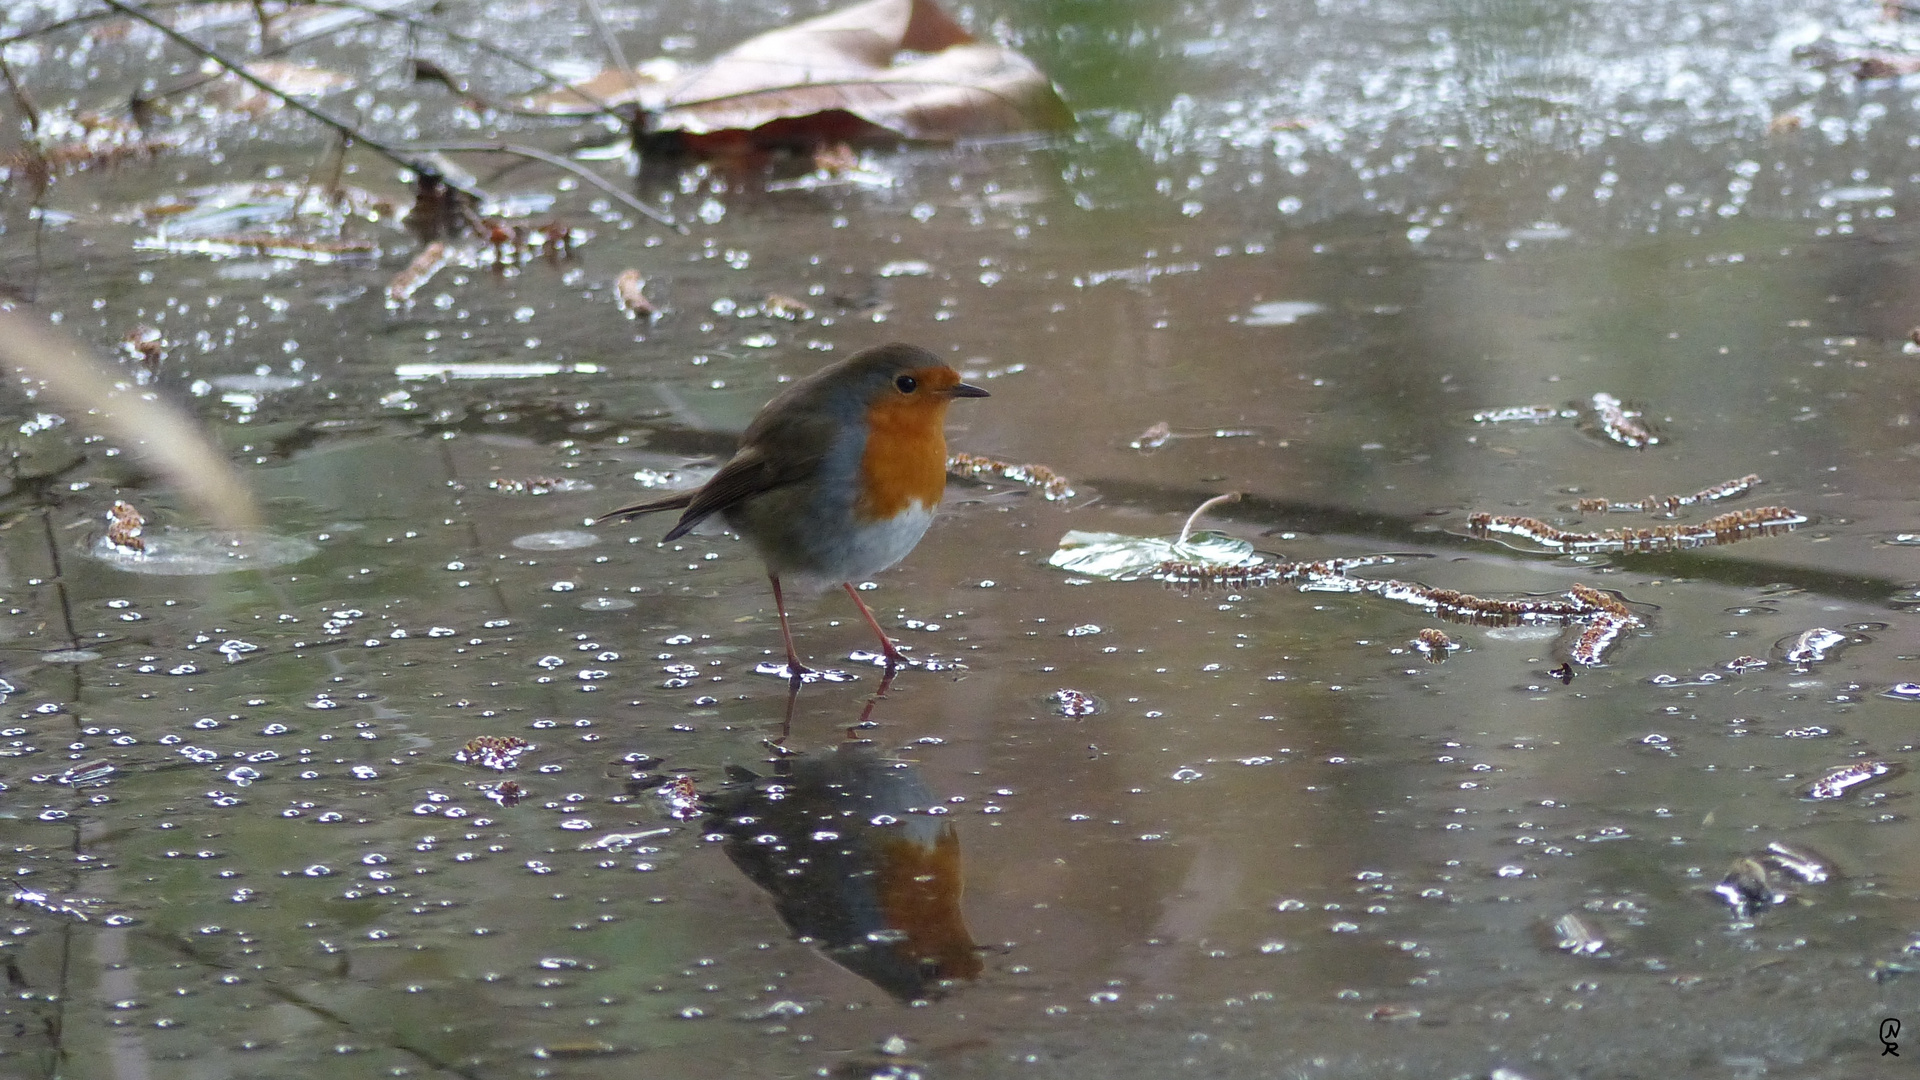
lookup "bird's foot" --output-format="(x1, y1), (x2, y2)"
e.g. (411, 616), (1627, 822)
(752, 660), (858, 683)
(849, 648), (920, 670)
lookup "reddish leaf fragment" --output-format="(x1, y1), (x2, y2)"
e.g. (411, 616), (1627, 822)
(1413, 627), (1455, 662)
(121, 325), (166, 371)
(661, 774), (702, 820)
(457, 734), (532, 771)
(947, 451), (1074, 500)
(614, 269), (654, 319)
(106, 501), (146, 554)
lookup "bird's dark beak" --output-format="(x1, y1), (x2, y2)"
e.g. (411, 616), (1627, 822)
(949, 382), (990, 398)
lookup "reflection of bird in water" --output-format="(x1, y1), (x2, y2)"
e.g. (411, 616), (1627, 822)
(706, 739), (982, 1002)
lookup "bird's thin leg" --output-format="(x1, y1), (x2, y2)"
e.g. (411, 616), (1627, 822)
(843, 581), (906, 669)
(776, 675), (801, 746)
(852, 663), (900, 732)
(769, 574), (811, 676)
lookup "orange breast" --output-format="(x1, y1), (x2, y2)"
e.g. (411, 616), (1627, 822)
(873, 825), (982, 981)
(855, 394), (951, 521)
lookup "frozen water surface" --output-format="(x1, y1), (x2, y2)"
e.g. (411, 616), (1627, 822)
(0, 0), (1917, 1077)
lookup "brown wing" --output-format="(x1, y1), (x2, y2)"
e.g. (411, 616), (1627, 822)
(595, 490), (695, 524)
(598, 440), (823, 541)
(658, 445), (792, 540)
(599, 367), (843, 540)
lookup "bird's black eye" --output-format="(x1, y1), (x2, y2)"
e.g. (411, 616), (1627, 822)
(894, 374), (917, 394)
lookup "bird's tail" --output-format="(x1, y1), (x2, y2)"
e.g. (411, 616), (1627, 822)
(595, 491), (695, 524)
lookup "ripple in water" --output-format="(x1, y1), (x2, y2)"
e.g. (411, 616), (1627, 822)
(578, 596), (636, 611)
(511, 530), (598, 551)
(88, 530), (318, 575)
(1241, 300), (1323, 326)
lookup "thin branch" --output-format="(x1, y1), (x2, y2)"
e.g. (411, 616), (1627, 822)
(92, 0), (422, 172)
(88, 3), (670, 227)
(403, 140), (678, 227)
(580, 0), (643, 106)
(152, 0), (631, 123)
(1, 0), (217, 49)
(5, 1), (630, 124)
(0, 54), (42, 134)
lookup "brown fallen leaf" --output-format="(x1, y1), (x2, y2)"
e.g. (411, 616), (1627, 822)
(522, 58), (687, 114)
(121, 325), (166, 373)
(534, 0), (1071, 148)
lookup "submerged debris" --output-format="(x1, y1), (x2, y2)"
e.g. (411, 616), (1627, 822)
(403, 166), (480, 242)
(56, 760), (116, 787)
(1802, 760), (1904, 801)
(1290, 579), (1643, 666)
(1472, 405), (1575, 424)
(135, 232), (378, 262)
(1468, 393), (1658, 446)
(946, 451), (1074, 500)
(488, 476), (594, 495)
(763, 292), (814, 319)
(1588, 392), (1659, 447)
(1570, 612), (1638, 667)
(1763, 840), (1835, 884)
(1548, 912), (1609, 956)
(130, 180), (397, 263)
(1056, 499), (1645, 665)
(1049, 689), (1102, 717)
(1710, 839), (1839, 920)
(1573, 474), (1763, 514)
(472, 217), (586, 266)
(0, 112), (177, 190)
(120, 324), (166, 374)
(9, 887), (112, 923)
(660, 773), (702, 820)
(1152, 554), (1397, 591)
(1131, 421), (1173, 449)
(1466, 505), (1806, 554)
(831, 1035), (929, 1080)
(1158, 555), (1637, 666)
(1775, 627), (1852, 666)
(1714, 856), (1784, 918)
(456, 734), (531, 771)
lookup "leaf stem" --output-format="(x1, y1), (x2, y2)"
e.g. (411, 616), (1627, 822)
(1179, 492), (1241, 546)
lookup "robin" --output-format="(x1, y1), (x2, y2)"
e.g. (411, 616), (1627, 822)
(599, 342), (988, 674)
